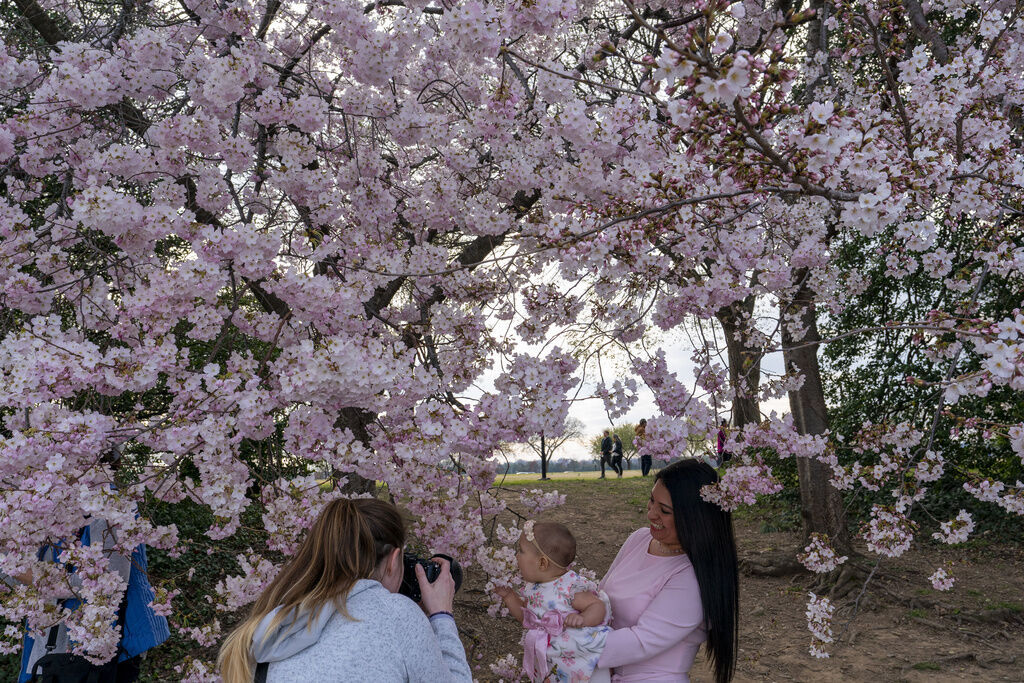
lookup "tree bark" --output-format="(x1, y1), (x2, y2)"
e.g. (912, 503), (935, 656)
(12, 0), (67, 46)
(782, 269), (851, 553)
(333, 407), (379, 495)
(540, 431), (549, 480)
(716, 294), (762, 429)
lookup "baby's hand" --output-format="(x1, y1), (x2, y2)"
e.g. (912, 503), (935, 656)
(493, 584), (515, 603)
(492, 584), (524, 621)
(564, 612), (586, 628)
(568, 590), (606, 628)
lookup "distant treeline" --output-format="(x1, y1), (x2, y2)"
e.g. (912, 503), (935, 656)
(496, 457), (627, 474)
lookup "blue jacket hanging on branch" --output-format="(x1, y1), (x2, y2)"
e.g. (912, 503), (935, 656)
(17, 517), (170, 683)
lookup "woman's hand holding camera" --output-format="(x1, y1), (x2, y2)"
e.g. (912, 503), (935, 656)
(416, 557), (456, 615)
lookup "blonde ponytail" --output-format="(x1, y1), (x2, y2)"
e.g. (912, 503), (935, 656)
(219, 618), (261, 683)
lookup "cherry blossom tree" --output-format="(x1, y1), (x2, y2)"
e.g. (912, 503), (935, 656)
(0, 0), (587, 674)
(2, 0), (1022, 674)
(489, 0), (1023, 657)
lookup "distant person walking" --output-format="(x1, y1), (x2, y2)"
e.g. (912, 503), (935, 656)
(611, 434), (624, 478)
(600, 430), (613, 479)
(636, 419), (652, 476)
(716, 419), (731, 466)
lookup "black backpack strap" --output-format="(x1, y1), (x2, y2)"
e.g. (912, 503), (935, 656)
(28, 622), (62, 681)
(255, 662), (269, 683)
(34, 563), (130, 671)
(44, 622), (60, 651)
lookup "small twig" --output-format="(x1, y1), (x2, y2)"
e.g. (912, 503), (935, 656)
(835, 557), (881, 642)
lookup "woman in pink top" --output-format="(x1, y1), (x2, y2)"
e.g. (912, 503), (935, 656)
(597, 459), (738, 682)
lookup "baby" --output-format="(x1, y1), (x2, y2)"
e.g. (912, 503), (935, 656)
(494, 520), (611, 683)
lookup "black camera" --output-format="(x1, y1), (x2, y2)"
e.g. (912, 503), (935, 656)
(398, 552), (463, 603)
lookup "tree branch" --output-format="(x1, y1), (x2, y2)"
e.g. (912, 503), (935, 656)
(905, 0), (950, 66)
(11, 0), (67, 46)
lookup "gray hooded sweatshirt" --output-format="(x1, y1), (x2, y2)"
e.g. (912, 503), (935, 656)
(250, 579), (471, 682)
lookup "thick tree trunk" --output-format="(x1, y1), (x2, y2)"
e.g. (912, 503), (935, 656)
(334, 406), (379, 495)
(716, 294), (762, 429)
(782, 270), (851, 554)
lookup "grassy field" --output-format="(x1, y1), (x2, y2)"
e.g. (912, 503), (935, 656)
(495, 468), (653, 484)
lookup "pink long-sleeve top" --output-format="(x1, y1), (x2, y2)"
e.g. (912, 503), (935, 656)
(597, 528), (706, 682)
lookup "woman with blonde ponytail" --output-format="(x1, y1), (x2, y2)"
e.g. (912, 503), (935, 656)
(218, 498), (470, 682)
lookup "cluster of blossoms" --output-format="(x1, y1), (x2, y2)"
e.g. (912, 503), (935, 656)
(797, 534), (849, 574)
(805, 592), (836, 659)
(1009, 424), (1024, 466)
(700, 465), (783, 510)
(490, 653), (524, 680)
(596, 377), (641, 422)
(478, 524), (521, 618)
(914, 450), (946, 483)
(47, 544), (128, 664)
(173, 658), (217, 683)
(175, 620), (221, 649)
(932, 510), (975, 545)
(860, 506), (919, 558)
(963, 479), (1024, 515)
(518, 489), (567, 516)
(839, 422), (925, 492)
(928, 567), (956, 592)
(213, 553), (281, 613)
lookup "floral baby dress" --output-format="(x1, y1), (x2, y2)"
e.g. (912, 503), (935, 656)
(519, 570), (612, 683)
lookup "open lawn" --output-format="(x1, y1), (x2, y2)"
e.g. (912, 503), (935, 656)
(496, 468), (654, 484)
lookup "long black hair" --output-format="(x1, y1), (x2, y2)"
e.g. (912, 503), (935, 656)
(656, 459), (738, 683)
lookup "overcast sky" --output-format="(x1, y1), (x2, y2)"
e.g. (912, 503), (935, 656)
(553, 356), (791, 461)
(487, 330), (791, 462)
(473, 266), (792, 462)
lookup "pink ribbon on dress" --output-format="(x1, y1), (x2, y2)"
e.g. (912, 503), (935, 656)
(522, 609), (567, 682)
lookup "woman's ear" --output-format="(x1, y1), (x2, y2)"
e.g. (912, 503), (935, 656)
(378, 547), (405, 593)
(388, 547), (403, 576)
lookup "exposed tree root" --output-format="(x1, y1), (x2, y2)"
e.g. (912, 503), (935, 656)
(740, 550), (808, 578)
(739, 544), (877, 603)
(954, 607), (1024, 626)
(863, 583), (1022, 628)
(740, 549), (874, 598)
(900, 651), (1018, 675)
(813, 556), (871, 601)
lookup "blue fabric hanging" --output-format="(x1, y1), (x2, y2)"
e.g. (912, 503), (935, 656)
(18, 522), (170, 682)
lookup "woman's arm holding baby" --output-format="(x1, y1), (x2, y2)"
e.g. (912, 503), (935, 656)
(565, 591), (606, 628)
(493, 585), (525, 622)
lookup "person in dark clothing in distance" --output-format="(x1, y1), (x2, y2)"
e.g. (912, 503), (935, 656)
(611, 434), (624, 477)
(637, 418), (652, 476)
(599, 430), (612, 479)
(716, 419), (732, 466)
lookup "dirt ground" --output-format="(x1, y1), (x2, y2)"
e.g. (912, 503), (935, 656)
(453, 475), (1024, 682)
